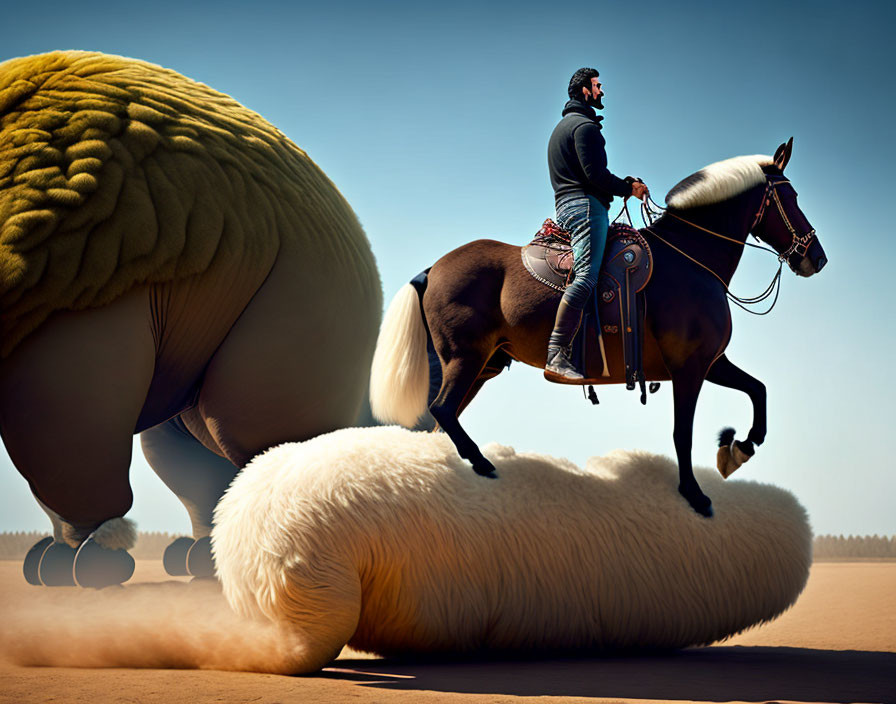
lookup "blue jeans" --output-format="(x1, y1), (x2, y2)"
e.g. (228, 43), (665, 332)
(556, 195), (609, 310)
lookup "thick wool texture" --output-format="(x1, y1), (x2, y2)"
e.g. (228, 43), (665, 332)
(212, 426), (812, 674)
(665, 154), (774, 210)
(89, 516), (137, 551)
(0, 51), (378, 357)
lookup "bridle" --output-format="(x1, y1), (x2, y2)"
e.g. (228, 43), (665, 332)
(641, 176), (816, 315)
(764, 179), (817, 261)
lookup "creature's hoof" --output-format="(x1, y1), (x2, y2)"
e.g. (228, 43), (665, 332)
(678, 484), (714, 518)
(23, 536), (53, 586)
(73, 537), (135, 588)
(186, 536), (216, 578)
(163, 536), (194, 577)
(38, 541), (77, 586)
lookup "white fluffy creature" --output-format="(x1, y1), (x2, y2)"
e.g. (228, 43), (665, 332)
(212, 427), (811, 674)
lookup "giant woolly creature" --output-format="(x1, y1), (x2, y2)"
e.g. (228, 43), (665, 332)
(0, 51), (382, 587)
(212, 426), (812, 674)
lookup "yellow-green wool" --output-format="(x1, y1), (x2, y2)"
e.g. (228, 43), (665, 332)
(0, 51), (377, 357)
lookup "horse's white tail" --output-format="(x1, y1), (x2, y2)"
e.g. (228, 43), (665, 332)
(369, 283), (430, 427)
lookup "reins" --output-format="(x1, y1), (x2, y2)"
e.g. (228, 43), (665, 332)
(638, 179), (801, 316)
(643, 224), (784, 315)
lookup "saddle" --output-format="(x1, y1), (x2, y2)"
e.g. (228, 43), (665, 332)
(521, 219), (654, 400)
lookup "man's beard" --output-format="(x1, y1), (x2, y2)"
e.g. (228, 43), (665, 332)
(587, 94), (604, 110)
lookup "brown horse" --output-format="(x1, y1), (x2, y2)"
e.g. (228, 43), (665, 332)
(369, 140), (827, 517)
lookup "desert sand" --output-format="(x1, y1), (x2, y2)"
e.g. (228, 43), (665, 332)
(1, 560), (893, 704)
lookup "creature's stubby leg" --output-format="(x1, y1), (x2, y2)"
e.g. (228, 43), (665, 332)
(141, 415), (239, 577)
(34, 496), (66, 542)
(0, 289), (153, 585)
(141, 416), (239, 538)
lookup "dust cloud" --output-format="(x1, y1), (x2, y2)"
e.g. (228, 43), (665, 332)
(0, 578), (302, 673)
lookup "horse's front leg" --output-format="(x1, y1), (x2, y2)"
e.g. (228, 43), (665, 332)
(706, 354), (767, 445)
(706, 354), (766, 477)
(671, 369), (714, 518)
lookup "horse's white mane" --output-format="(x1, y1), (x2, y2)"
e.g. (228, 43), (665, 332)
(665, 154), (774, 209)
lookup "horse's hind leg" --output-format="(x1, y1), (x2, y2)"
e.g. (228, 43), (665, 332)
(456, 350), (510, 416)
(421, 345), (502, 433)
(430, 356), (498, 478)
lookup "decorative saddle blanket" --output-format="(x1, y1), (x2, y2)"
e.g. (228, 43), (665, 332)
(522, 219), (654, 398)
(521, 219), (652, 294)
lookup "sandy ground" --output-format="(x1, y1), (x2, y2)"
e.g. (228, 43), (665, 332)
(0, 560), (893, 704)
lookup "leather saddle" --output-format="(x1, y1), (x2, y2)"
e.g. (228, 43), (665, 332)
(522, 219), (654, 399)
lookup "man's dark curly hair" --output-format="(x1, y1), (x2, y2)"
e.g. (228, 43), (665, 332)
(568, 67), (599, 100)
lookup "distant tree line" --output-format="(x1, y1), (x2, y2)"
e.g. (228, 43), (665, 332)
(813, 534), (896, 560)
(0, 531), (894, 560)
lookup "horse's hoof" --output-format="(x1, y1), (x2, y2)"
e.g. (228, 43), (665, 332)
(679, 485), (714, 518)
(717, 437), (755, 479)
(163, 536), (194, 576)
(734, 439), (755, 458)
(23, 536), (53, 585)
(73, 537), (135, 588)
(472, 459), (498, 479)
(38, 541), (77, 586)
(186, 536), (216, 578)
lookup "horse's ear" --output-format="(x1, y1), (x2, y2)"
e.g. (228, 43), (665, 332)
(773, 137), (793, 171)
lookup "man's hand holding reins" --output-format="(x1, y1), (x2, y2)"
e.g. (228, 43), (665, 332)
(624, 176), (649, 201)
(631, 180), (649, 201)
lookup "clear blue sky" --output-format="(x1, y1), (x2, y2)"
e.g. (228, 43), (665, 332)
(2, 0), (894, 536)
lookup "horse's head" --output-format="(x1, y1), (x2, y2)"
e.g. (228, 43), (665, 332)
(752, 138), (827, 277)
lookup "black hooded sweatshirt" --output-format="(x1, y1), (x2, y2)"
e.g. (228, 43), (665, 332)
(547, 98), (632, 208)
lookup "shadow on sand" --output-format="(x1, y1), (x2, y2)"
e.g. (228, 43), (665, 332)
(324, 646), (894, 703)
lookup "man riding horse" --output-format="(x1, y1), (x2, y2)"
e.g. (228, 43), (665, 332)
(545, 67), (650, 381)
